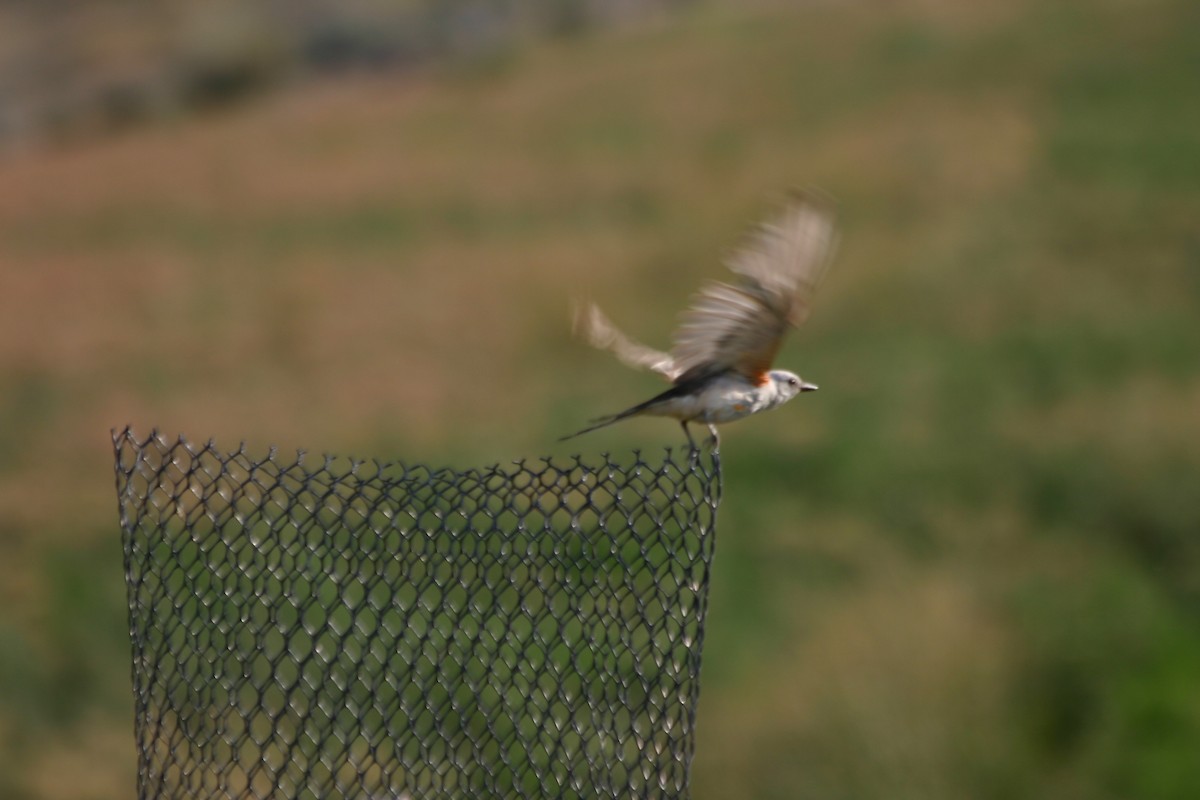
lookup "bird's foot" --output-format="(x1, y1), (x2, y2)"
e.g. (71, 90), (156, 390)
(681, 422), (719, 463)
(705, 424), (720, 453)
(681, 422), (699, 458)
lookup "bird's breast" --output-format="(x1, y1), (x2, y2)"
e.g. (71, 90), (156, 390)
(693, 377), (768, 423)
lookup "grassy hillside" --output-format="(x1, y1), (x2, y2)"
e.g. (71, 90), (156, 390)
(2, 0), (1199, 797)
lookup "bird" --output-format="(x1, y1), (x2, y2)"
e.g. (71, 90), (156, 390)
(560, 190), (838, 449)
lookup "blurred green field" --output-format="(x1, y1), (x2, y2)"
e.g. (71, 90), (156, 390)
(2, 0), (1199, 797)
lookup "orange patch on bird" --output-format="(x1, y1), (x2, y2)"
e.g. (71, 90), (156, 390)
(734, 403), (747, 412)
(754, 373), (770, 387)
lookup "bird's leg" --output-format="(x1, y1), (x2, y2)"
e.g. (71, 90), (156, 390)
(681, 421), (698, 451)
(706, 423), (720, 451)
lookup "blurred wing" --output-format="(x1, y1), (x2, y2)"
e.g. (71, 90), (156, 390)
(573, 302), (680, 381)
(727, 189), (837, 328)
(671, 192), (837, 384)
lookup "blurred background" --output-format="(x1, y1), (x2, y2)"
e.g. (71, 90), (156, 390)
(2, 0), (1199, 797)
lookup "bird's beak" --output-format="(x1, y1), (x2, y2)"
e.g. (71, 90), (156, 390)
(800, 382), (819, 392)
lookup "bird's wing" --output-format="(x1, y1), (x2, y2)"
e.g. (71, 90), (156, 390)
(573, 301), (681, 381)
(670, 191), (837, 384)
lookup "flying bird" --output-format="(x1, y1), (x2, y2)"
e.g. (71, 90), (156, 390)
(561, 191), (837, 448)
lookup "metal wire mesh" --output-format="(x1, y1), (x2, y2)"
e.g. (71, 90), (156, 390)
(113, 428), (722, 800)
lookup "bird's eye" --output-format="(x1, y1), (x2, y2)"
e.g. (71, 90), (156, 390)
(787, 377), (799, 387)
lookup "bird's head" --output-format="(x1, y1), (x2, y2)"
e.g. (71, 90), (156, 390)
(770, 369), (819, 402)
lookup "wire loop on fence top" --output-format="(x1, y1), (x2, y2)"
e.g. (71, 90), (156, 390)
(113, 428), (722, 800)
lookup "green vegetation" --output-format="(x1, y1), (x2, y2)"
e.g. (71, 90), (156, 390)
(1, 1), (1198, 797)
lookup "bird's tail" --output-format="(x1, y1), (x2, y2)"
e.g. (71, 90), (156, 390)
(557, 407), (644, 442)
(559, 380), (697, 443)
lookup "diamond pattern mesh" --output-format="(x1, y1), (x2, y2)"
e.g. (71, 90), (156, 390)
(112, 428), (722, 800)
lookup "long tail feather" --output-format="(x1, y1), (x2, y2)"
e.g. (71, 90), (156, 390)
(558, 378), (702, 443)
(558, 408), (640, 442)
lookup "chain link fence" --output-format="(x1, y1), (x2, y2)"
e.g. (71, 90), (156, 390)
(113, 428), (722, 800)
